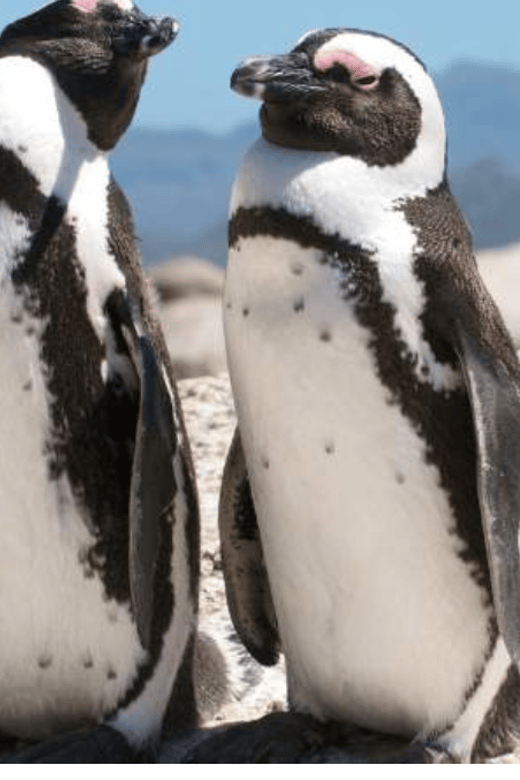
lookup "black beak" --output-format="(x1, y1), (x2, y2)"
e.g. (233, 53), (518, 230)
(139, 16), (179, 57)
(111, 11), (179, 59)
(231, 52), (327, 103)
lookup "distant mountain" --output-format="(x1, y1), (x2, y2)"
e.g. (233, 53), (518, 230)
(450, 158), (520, 249)
(437, 61), (520, 249)
(437, 61), (520, 170)
(111, 60), (520, 266)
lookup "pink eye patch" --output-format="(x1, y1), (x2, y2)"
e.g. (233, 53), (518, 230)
(314, 50), (379, 87)
(72, 0), (99, 11)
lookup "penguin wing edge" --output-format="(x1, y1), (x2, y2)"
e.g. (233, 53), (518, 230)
(454, 322), (520, 671)
(107, 290), (176, 652)
(218, 427), (280, 666)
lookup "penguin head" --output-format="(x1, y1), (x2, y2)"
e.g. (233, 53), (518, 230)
(231, 28), (446, 176)
(0, 0), (178, 150)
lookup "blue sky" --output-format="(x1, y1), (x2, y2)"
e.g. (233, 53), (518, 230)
(1, 0), (520, 133)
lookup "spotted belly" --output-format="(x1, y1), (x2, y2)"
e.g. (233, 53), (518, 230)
(0, 282), (145, 740)
(224, 235), (494, 737)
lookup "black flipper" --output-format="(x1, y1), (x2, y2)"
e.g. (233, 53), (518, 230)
(417, 245), (520, 671)
(400, 181), (520, 671)
(218, 428), (280, 665)
(106, 290), (176, 651)
(454, 325), (520, 668)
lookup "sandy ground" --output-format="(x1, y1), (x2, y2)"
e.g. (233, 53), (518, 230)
(178, 375), (287, 727)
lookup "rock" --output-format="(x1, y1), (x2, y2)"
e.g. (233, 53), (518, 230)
(169, 715), (444, 764)
(477, 243), (520, 348)
(160, 296), (227, 379)
(149, 257), (227, 378)
(150, 256), (224, 303)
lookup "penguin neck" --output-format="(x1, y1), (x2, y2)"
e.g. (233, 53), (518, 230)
(0, 56), (125, 337)
(230, 136), (445, 245)
(0, 55), (108, 204)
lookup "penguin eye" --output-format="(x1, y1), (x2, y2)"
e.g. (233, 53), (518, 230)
(323, 66), (379, 90)
(354, 74), (379, 89)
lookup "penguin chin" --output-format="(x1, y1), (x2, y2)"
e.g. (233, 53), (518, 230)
(259, 101), (362, 156)
(259, 102), (317, 151)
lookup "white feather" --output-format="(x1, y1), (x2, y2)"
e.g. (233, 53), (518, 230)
(226, 42), (495, 744)
(436, 638), (511, 762)
(0, 282), (146, 740)
(0, 55), (189, 742)
(0, 57), (126, 337)
(231, 138), (460, 391)
(317, 31), (446, 181)
(225, 235), (493, 737)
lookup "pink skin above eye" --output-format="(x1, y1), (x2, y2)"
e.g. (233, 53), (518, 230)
(72, 0), (99, 12)
(314, 50), (379, 88)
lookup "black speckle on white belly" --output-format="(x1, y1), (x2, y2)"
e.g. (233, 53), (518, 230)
(225, 213), (494, 735)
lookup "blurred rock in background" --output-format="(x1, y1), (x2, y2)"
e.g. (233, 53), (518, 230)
(149, 256), (227, 379)
(477, 242), (520, 349)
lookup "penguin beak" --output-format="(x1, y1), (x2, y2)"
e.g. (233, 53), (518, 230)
(111, 10), (179, 59)
(138, 16), (179, 57)
(231, 53), (327, 103)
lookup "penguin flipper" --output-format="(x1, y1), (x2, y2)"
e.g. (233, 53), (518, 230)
(430, 266), (520, 670)
(454, 323), (520, 669)
(219, 427), (280, 665)
(106, 290), (176, 652)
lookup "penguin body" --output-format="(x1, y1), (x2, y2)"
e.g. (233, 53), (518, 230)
(0, 0), (199, 758)
(220, 29), (520, 762)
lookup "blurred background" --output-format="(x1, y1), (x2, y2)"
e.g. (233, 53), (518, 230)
(2, 0), (520, 375)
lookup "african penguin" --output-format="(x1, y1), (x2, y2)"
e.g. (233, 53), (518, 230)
(0, 0), (200, 762)
(219, 29), (520, 763)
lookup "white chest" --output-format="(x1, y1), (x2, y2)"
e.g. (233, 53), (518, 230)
(0, 281), (146, 740)
(0, 58), (144, 739)
(0, 56), (125, 337)
(224, 233), (493, 737)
